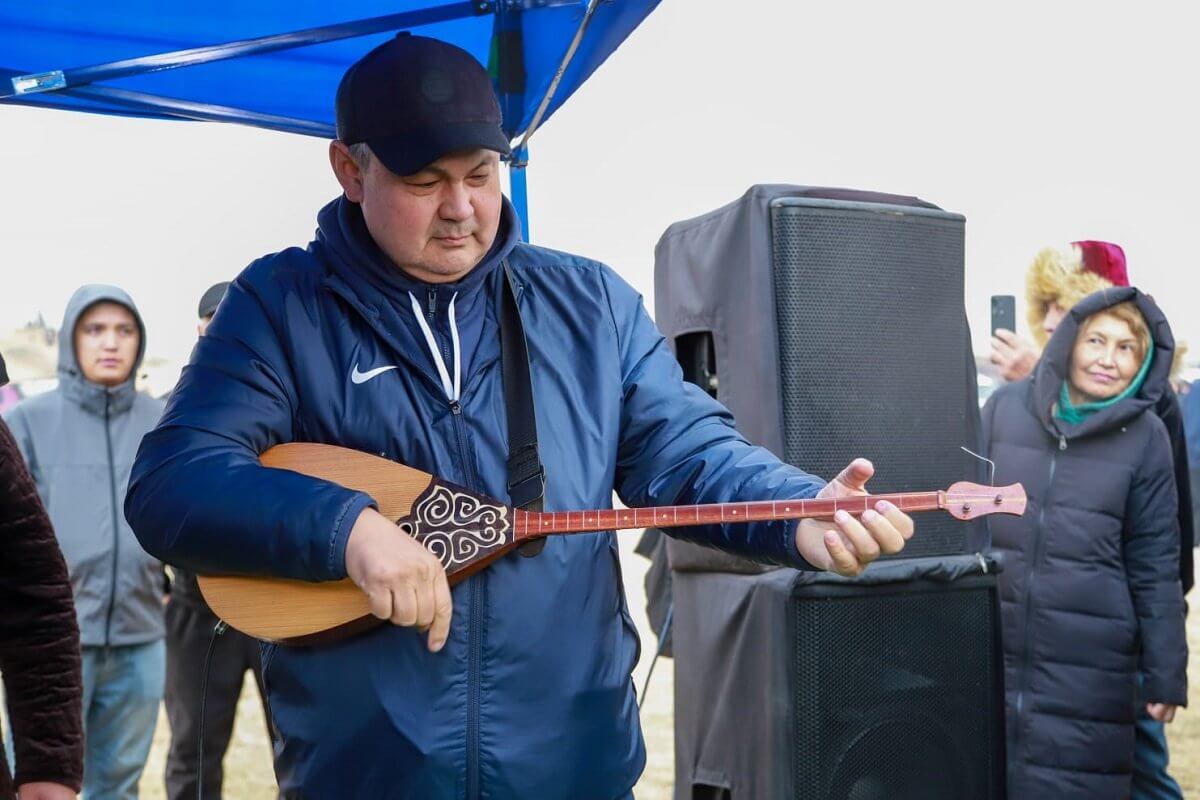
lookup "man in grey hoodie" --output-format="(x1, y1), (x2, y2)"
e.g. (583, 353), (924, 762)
(5, 285), (167, 799)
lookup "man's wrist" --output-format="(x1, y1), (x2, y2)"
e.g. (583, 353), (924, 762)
(330, 493), (378, 579)
(787, 519), (822, 572)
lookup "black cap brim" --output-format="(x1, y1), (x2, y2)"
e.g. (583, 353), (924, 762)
(367, 121), (512, 177)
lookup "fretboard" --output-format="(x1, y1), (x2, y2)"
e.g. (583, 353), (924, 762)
(513, 491), (943, 538)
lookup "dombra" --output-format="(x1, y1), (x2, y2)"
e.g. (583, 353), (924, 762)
(198, 443), (1026, 645)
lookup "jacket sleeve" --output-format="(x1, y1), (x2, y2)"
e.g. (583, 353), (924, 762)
(0, 419), (84, 792)
(1124, 420), (1188, 706)
(124, 269), (375, 581)
(599, 265), (825, 569)
(1154, 390), (1194, 594)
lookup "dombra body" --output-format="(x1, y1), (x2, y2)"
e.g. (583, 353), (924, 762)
(199, 442), (1026, 644)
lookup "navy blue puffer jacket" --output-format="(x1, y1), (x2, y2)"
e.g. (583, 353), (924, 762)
(125, 196), (824, 799)
(983, 287), (1188, 800)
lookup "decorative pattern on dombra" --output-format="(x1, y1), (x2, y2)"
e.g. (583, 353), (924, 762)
(407, 483), (511, 570)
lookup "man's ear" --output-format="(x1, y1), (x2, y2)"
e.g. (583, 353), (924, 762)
(329, 140), (365, 202)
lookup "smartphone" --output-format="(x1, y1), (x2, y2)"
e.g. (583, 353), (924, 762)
(991, 295), (1016, 335)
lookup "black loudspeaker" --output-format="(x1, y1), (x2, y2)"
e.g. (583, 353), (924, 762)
(790, 575), (1003, 800)
(656, 185), (980, 562)
(656, 187), (1002, 799)
(670, 565), (1005, 799)
(770, 197), (973, 556)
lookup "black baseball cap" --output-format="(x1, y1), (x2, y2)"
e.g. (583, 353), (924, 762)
(335, 34), (511, 177)
(198, 281), (231, 319)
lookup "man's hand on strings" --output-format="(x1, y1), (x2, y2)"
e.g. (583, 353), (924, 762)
(345, 507), (453, 652)
(795, 459), (914, 577)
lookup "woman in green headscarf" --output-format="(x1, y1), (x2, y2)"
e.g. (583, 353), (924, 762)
(981, 287), (1188, 800)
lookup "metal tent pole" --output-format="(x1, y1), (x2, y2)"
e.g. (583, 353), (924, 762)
(504, 0), (603, 242)
(509, 145), (531, 242)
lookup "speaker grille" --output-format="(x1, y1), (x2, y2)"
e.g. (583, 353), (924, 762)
(771, 201), (971, 557)
(791, 580), (1002, 800)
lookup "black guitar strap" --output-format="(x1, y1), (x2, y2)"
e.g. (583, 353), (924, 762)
(499, 261), (546, 556)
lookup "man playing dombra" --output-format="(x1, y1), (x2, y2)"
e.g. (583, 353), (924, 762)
(126, 34), (914, 799)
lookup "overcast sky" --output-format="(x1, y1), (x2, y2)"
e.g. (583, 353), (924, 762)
(1, 0), (1196, 379)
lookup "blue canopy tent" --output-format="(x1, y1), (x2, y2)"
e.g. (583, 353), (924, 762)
(0, 0), (661, 240)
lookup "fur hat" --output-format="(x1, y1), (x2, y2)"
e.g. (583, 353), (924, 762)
(1025, 243), (1115, 346)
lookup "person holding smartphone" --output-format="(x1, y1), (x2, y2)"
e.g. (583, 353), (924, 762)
(989, 241), (1124, 381)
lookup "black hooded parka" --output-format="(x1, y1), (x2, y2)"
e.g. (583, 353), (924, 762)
(983, 286), (1188, 799)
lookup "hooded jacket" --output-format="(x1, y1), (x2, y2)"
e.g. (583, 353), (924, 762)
(126, 195), (825, 799)
(4, 285), (166, 647)
(983, 287), (1188, 799)
(1025, 244), (1194, 592)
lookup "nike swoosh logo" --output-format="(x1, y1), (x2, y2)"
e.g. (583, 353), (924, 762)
(350, 364), (398, 385)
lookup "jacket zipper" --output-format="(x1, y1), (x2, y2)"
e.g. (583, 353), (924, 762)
(431, 288), (457, 388)
(432, 289), (485, 800)
(1013, 431), (1066, 772)
(102, 392), (121, 648)
(333, 277), (489, 792)
(452, 399), (487, 800)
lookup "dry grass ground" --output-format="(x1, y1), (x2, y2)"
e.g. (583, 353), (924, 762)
(6, 544), (1194, 798)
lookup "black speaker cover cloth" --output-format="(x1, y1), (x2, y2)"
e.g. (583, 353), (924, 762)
(654, 185), (982, 564)
(670, 557), (1005, 799)
(655, 187), (1000, 799)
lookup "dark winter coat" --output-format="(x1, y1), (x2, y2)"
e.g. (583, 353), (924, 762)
(125, 196), (825, 799)
(1153, 389), (1193, 595)
(1182, 381), (1200, 583)
(0, 414), (84, 795)
(983, 287), (1188, 799)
